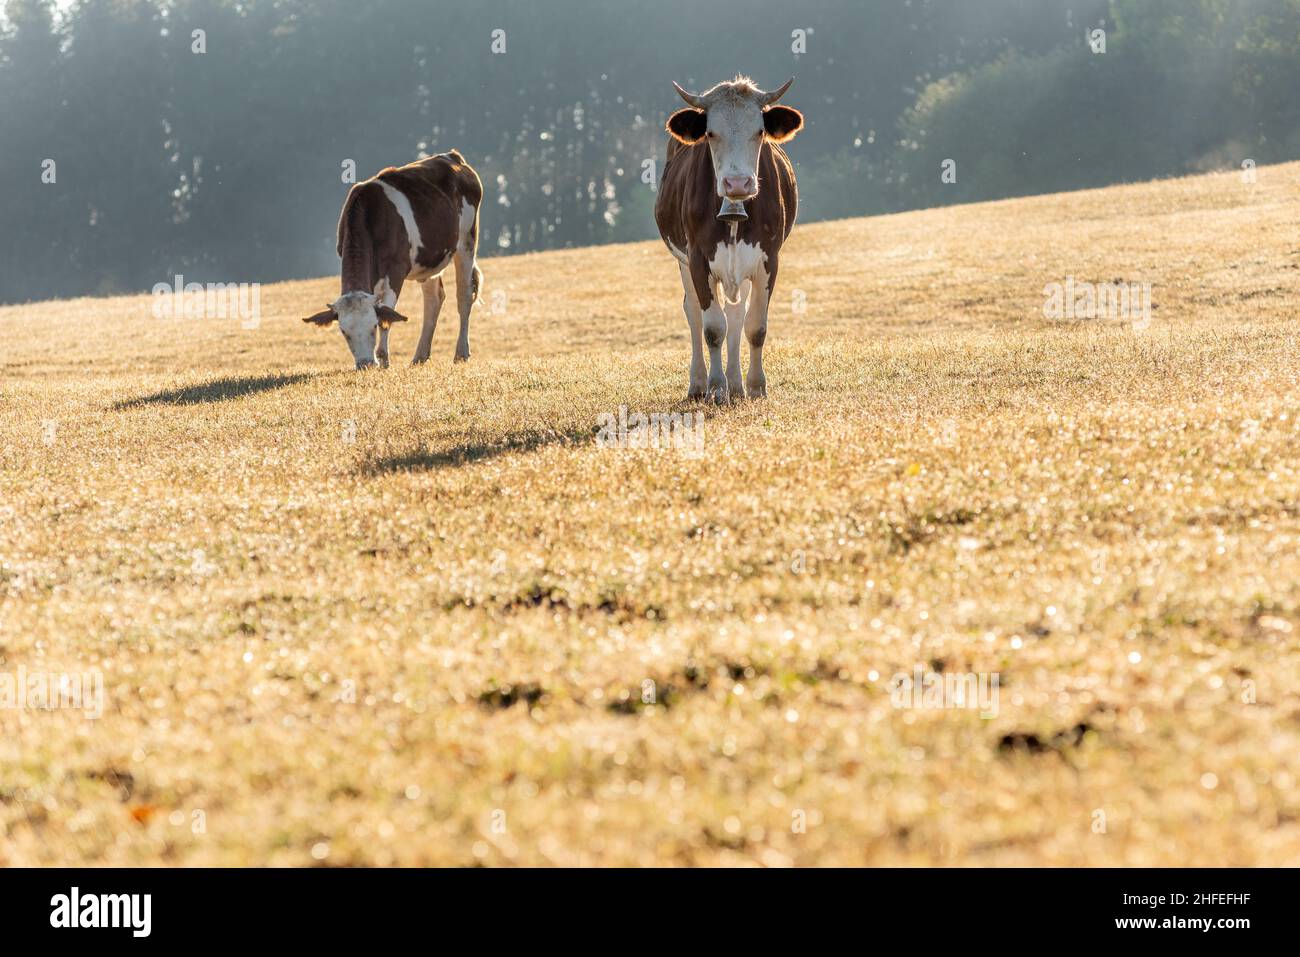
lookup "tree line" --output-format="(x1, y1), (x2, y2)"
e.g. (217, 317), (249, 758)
(0, 0), (1294, 305)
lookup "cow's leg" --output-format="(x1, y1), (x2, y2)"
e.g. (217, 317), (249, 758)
(688, 255), (728, 404)
(412, 276), (445, 365)
(451, 200), (482, 363)
(745, 268), (774, 399)
(724, 280), (750, 401)
(451, 251), (479, 364)
(374, 275), (402, 369)
(701, 299), (728, 405)
(678, 262), (707, 400)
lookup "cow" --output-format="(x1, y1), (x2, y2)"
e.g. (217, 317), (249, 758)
(654, 76), (803, 403)
(303, 151), (483, 369)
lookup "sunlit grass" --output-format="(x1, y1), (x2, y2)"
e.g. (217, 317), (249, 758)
(1, 163), (1298, 865)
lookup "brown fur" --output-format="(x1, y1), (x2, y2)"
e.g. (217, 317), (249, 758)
(655, 137), (798, 310)
(332, 150), (482, 310)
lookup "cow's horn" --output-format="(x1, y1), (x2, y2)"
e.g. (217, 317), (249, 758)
(673, 81), (706, 109)
(761, 77), (794, 106)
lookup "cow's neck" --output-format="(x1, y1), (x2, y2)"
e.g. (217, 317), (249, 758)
(340, 252), (374, 297)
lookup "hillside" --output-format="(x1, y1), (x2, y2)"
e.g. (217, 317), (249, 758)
(1, 163), (1298, 866)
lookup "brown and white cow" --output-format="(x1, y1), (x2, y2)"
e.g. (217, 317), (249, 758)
(303, 151), (483, 369)
(655, 76), (803, 402)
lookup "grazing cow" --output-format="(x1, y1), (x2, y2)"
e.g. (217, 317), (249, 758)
(655, 76), (803, 402)
(303, 151), (483, 369)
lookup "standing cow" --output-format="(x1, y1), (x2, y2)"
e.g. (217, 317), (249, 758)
(304, 151), (483, 369)
(655, 76), (803, 402)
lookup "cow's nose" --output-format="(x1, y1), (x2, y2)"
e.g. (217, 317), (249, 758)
(722, 175), (756, 199)
(356, 358), (377, 370)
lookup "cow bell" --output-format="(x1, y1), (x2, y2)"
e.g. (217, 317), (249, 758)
(717, 198), (748, 223)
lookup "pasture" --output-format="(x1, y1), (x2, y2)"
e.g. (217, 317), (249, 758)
(1, 163), (1298, 866)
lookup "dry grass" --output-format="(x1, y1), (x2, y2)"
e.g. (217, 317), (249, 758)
(2, 162), (1298, 866)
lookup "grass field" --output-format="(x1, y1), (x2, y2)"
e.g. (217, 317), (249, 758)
(2, 162), (1299, 866)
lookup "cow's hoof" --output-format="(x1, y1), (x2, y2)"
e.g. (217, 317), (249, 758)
(746, 379), (767, 399)
(453, 351), (470, 364)
(707, 383), (729, 405)
(726, 381), (746, 402)
(411, 355), (429, 366)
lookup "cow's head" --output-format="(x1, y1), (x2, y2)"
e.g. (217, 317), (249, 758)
(666, 76), (803, 210)
(302, 291), (407, 369)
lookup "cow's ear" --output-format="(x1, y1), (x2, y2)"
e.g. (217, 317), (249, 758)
(667, 108), (707, 145)
(303, 305), (337, 326)
(763, 106), (804, 143)
(375, 305), (408, 328)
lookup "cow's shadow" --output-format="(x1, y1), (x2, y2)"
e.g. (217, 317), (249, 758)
(113, 372), (318, 409)
(363, 427), (591, 473)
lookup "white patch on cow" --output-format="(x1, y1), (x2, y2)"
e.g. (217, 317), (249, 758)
(457, 199), (476, 252)
(377, 181), (423, 271)
(407, 251), (452, 284)
(708, 239), (766, 304)
(666, 239), (689, 266)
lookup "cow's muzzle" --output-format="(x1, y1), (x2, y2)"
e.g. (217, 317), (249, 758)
(717, 198), (748, 223)
(355, 358), (378, 370)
